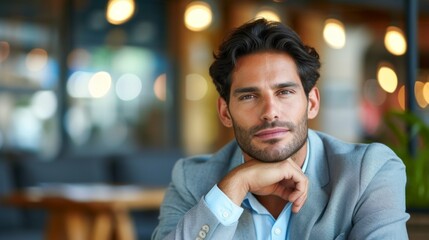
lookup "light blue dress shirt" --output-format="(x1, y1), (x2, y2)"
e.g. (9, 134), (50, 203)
(205, 142), (310, 239)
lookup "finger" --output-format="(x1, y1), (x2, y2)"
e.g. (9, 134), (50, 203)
(285, 158), (302, 171)
(290, 191), (307, 213)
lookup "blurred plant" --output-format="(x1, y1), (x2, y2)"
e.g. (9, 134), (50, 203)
(384, 110), (429, 209)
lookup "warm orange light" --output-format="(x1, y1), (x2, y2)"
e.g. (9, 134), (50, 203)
(415, 81), (428, 108)
(106, 0), (135, 25)
(255, 9), (281, 22)
(154, 73), (167, 101)
(323, 18), (346, 49)
(184, 1), (212, 31)
(186, 73), (208, 101)
(377, 65), (398, 93)
(384, 26), (407, 56)
(423, 81), (429, 105)
(398, 85), (405, 110)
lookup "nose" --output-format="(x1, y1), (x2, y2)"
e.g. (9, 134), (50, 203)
(260, 96), (279, 122)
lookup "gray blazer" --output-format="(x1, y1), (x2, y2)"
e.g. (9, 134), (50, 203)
(152, 130), (409, 240)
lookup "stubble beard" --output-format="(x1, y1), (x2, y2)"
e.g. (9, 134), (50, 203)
(232, 114), (308, 163)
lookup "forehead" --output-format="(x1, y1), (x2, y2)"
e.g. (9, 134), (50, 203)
(231, 51), (301, 88)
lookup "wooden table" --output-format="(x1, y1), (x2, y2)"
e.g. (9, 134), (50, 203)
(2, 184), (166, 240)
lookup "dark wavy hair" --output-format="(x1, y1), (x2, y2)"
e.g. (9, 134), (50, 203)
(209, 18), (320, 103)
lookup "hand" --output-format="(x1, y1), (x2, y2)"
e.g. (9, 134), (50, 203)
(218, 158), (308, 213)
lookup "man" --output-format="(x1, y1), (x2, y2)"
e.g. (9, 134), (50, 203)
(152, 19), (409, 240)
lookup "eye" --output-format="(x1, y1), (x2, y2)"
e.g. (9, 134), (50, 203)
(238, 94), (256, 101)
(278, 89), (294, 95)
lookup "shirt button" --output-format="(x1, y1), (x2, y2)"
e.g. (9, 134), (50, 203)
(222, 211), (230, 218)
(274, 227), (282, 235)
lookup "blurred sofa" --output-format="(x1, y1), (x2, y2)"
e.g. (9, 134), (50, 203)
(0, 148), (183, 240)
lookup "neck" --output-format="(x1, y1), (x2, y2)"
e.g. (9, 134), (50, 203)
(290, 141), (307, 168)
(255, 195), (288, 219)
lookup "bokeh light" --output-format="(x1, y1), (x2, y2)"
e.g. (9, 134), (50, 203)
(12, 108), (41, 149)
(154, 73), (167, 101)
(423, 81), (429, 105)
(377, 65), (398, 93)
(384, 26), (407, 56)
(67, 71), (92, 98)
(184, 1), (212, 31)
(398, 85), (406, 110)
(415, 81), (428, 108)
(67, 48), (92, 70)
(26, 48), (48, 72)
(88, 71), (112, 98)
(106, 0), (135, 25)
(65, 106), (91, 145)
(323, 18), (346, 49)
(186, 73), (208, 101)
(115, 73), (142, 101)
(30, 91), (58, 120)
(255, 9), (281, 22)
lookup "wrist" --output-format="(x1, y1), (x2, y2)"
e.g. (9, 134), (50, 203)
(218, 173), (248, 206)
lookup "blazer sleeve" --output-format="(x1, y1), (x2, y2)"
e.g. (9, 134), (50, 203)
(348, 143), (410, 239)
(151, 159), (239, 240)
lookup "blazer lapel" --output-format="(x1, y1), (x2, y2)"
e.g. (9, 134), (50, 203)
(289, 130), (330, 239)
(236, 209), (257, 240)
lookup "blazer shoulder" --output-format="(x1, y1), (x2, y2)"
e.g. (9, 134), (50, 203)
(312, 130), (405, 184)
(314, 130), (402, 167)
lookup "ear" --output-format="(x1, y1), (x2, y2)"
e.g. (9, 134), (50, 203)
(307, 87), (320, 119)
(217, 97), (233, 127)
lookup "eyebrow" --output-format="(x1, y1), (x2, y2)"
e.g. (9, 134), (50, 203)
(232, 82), (299, 96)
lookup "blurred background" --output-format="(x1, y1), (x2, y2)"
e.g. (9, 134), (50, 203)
(0, 0), (428, 239)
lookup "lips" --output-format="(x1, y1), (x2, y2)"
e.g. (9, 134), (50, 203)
(254, 128), (289, 139)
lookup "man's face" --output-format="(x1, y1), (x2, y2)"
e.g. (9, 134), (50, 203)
(218, 52), (319, 163)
